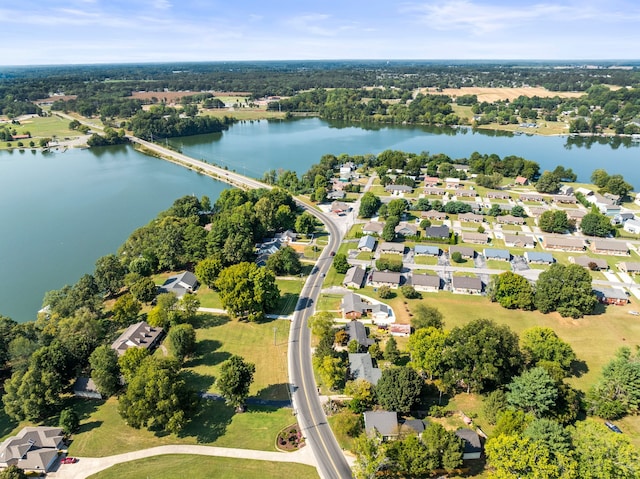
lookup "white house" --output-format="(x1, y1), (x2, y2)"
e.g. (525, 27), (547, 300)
(624, 219), (640, 235)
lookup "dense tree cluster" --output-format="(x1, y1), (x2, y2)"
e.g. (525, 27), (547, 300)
(127, 105), (233, 140)
(535, 263), (598, 318)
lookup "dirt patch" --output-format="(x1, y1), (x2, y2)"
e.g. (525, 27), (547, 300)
(419, 87), (585, 102)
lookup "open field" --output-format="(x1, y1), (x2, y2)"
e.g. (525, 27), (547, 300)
(88, 455), (319, 479)
(204, 109), (287, 121)
(419, 86), (585, 102)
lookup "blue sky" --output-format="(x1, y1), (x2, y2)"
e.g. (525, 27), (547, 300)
(2, 0), (639, 65)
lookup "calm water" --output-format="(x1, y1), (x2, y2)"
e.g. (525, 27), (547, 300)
(1, 118), (639, 321)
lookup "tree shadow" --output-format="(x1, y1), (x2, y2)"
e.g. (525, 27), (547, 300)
(570, 359), (589, 378)
(76, 420), (103, 434)
(591, 303), (607, 316)
(180, 369), (216, 393)
(255, 383), (291, 402)
(192, 313), (229, 329)
(184, 339), (230, 368)
(64, 397), (105, 422)
(180, 401), (234, 443)
(277, 293), (300, 315)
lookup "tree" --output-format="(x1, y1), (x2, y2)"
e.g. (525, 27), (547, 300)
(316, 355), (347, 390)
(520, 327), (576, 374)
(178, 294), (200, 323)
(538, 209), (570, 233)
(536, 170), (561, 193)
(507, 367), (559, 418)
(604, 174), (633, 198)
(0, 466), (27, 479)
(384, 337), (400, 363)
(215, 262), (280, 321)
(387, 198), (408, 217)
(216, 355), (256, 411)
(591, 168), (610, 188)
(94, 254), (127, 297)
(147, 292), (179, 328)
(129, 277), (157, 303)
(387, 434), (432, 477)
(118, 356), (195, 433)
(332, 409), (363, 438)
(59, 407), (80, 435)
(111, 293), (141, 325)
(511, 205), (526, 217)
(400, 284), (421, 299)
(483, 389), (507, 425)
(89, 345), (120, 397)
(421, 423), (463, 471)
(534, 263), (597, 318)
(359, 192), (381, 218)
(345, 378), (376, 412)
(572, 420), (640, 479)
(410, 304), (444, 330)
(118, 346), (150, 383)
(375, 366), (423, 414)
(442, 319), (522, 393)
(524, 418), (572, 454)
(266, 246), (302, 275)
(381, 216), (399, 241)
(195, 256), (224, 288)
(377, 285), (393, 299)
(353, 433), (388, 479)
(3, 367), (62, 421)
(451, 251), (464, 263)
(295, 211), (317, 236)
(409, 327), (448, 380)
(488, 271), (535, 310)
(581, 211), (614, 237)
(168, 323), (196, 362)
(308, 311), (335, 338)
(332, 253), (350, 274)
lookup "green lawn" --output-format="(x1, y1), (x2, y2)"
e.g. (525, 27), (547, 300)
(316, 294), (343, 312)
(345, 223), (364, 239)
(196, 286), (224, 309)
(414, 256), (439, 266)
(275, 279), (303, 316)
(10, 115), (78, 140)
(485, 260), (511, 271)
(500, 224), (521, 231)
(88, 455), (319, 479)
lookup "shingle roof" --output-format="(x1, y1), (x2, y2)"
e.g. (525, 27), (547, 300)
(483, 248), (510, 260)
(379, 242), (405, 253)
(364, 411), (399, 437)
(371, 271), (402, 285)
(452, 276), (483, 291)
(347, 320), (375, 347)
(358, 235), (377, 250)
(363, 222), (384, 233)
(349, 353), (382, 385)
(425, 225), (450, 238)
(591, 239), (629, 253)
(343, 266), (366, 288)
(411, 274), (441, 289)
(111, 321), (164, 356)
(342, 292), (365, 313)
(503, 234), (535, 247)
(455, 428), (483, 454)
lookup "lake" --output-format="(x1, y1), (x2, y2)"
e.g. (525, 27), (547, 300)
(1, 118), (639, 321)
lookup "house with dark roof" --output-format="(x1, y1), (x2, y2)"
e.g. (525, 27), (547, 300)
(364, 411), (400, 440)
(111, 321), (165, 356)
(414, 245), (441, 256)
(348, 353), (381, 385)
(594, 287), (629, 306)
(455, 429), (483, 460)
(483, 248), (511, 261)
(503, 234), (536, 248)
(424, 225), (450, 240)
(343, 266), (366, 289)
(0, 427), (65, 473)
(589, 239), (629, 256)
(73, 377), (102, 399)
(342, 293), (365, 319)
(449, 245), (475, 259)
(411, 274), (441, 292)
(452, 276), (483, 294)
(370, 271), (402, 288)
(347, 320), (375, 349)
(357, 235), (377, 252)
(159, 271), (198, 298)
(524, 251), (554, 264)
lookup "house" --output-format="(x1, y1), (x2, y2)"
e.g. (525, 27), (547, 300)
(455, 189), (477, 198)
(342, 293), (365, 319)
(347, 320), (375, 349)
(424, 225), (450, 240)
(385, 184), (413, 194)
(594, 287), (629, 306)
(327, 190), (346, 200)
(452, 276), (483, 294)
(519, 193), (544, 202)
(455, 429), (483, 460)
(424, 176), (440, 186)
(111, 321), (164, 356)
(369, 303), (391, 321)
(0, 427), (65, 473)
(330, 201), (350, 214)
(462, 232), (489, 244)
(411, 274), (441, 292)
(255, 242), (280, 267)
(524, 251), (555, 264)
(553, 194), (577, 204)
(618, 261), (640, 274)
(358, 235), (377, 252)
(624, 219), (640, 234)
(514, 176), (529, 186)
(424, 187), (447, 196)
(449, 245), (475, 259)
(613, 212), (635, 225)
(604, 192), (621, 205)
(401, 419), (427, 436)
(389, 324), (411, 337)
(452, 164), (470, 173)
(483, 248), (510, 261)
(542, 236), (585, 252)
(459, 200), (482, 212)
(414, 245), (440, 256)
(445, 178), (461, 189)
(421, 210), (447, 220)
(575, 187), (594, 197)
(159, 271), (198, 298)
(504, 234), (536, 248)
(348, 353), (382, 385)
(362, 222), (384, 235)
(496, 214), (525, 225)
(566, 209), (587, 222)
(600, 203), (622, 217)
(527, 206), (549, 217)
(73, 377), (102, 399)
(459, 212), (484, 223)
(395, 223), (418, 237)
(559, 184), (574, 196)
(343, 266), (366, 289)
(589, 239), (629, 256)
(370, 271), (402, 288)
(277, 230), (298, 243)
(364, 411), (400, 440)
(485, 191), (510, 200)
(379, 242), (405, 255)
(570, 256), (608, 270)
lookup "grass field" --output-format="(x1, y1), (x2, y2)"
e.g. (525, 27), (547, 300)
(88, 454), (319, 479)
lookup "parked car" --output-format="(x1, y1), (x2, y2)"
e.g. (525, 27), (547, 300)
(605, 421), (622, 433)
(61, 457), (78, 464)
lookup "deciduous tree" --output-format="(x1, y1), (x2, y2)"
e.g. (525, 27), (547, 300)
(216, 355), (256, 412)
(375, 366), (423, 414)
(89, 345), (120, 397)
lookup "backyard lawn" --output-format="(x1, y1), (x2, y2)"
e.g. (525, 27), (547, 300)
(88, 454), (319, 479)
